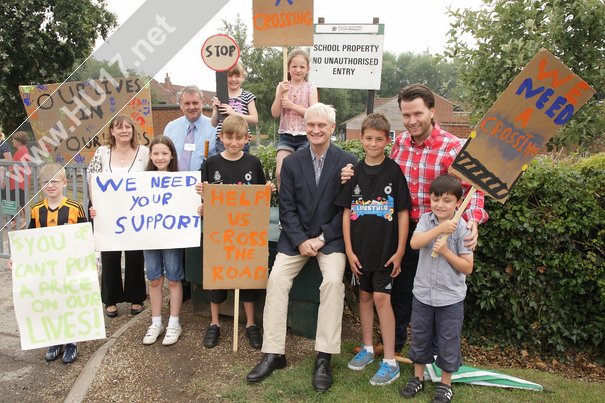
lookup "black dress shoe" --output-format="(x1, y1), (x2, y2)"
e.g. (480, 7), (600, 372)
(312, 357), (333, 392)
(246, 353), (287, 382)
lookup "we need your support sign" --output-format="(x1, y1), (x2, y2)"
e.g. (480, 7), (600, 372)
(310, 24), (384, 90)
(9, 223), (105, 350)
(91, 171), (201, 251)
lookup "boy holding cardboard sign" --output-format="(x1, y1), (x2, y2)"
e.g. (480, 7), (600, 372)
(400, 174), (473, 402)
(29, 163), (87, 363)
(198, 115), (271, 349)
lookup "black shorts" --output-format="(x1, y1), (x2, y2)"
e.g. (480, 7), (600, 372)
(358, 269), (393, 294)
(206, 289), (262, 304)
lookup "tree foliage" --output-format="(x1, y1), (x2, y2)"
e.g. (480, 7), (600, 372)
(380, 51), (459, 99)
(445, 0), (605, 151)
(0, 0), (117, 132)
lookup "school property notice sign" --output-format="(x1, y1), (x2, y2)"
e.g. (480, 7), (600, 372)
(310, 24), (384, 90)
(449, 49), (595, 202)
(9, 223), (105, 350)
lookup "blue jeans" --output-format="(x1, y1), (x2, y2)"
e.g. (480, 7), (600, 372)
(144, 249), (184, 281)
(276, 133), (309, 152)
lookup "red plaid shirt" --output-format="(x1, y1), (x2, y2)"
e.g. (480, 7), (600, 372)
(390, 126), (489, 224)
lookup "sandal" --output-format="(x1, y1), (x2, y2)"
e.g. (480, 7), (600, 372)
(105, 305), (118, 318)
(131, 304), (144, 315)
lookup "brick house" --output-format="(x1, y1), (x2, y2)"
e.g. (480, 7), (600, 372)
(342, 93), (472, 140)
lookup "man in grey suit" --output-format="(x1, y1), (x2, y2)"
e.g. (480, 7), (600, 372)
(246, 103), (356, 391)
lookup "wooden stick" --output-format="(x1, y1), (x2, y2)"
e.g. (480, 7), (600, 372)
(233, 289), (240, 352)
(395, 355), (413, 365)
(431, 186), (477, 258)
(282, 47), (288, 82)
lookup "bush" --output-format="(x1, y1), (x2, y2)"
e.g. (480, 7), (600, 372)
(466, 153), (605, 353)
(254, 144), (279, 206)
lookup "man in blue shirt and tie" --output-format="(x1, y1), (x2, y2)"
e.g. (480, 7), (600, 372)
(164, 85), (216, 171)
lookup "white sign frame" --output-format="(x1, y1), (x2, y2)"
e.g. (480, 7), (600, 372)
(310, 24), (384, 90)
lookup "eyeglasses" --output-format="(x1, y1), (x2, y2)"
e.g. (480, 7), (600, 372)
(40, 180), (63, 187)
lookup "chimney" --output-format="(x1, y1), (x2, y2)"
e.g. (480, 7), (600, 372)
(164, 73), (171, 87)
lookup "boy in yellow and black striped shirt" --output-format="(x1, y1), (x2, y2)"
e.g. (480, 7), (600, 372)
(29, 163), (87, 364)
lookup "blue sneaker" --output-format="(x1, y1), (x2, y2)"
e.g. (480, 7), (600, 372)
(347, 348), (374, 370)
(45, 345), (63, 362)
(62, 343), (78, 364)
(370, 361), (400, 386)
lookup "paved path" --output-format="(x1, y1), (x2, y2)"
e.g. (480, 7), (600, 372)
(0, 258), (44, 401)
(0, 257), (142, 403)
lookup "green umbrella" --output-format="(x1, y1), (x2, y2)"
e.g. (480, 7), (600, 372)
(425, 363), (543, 392)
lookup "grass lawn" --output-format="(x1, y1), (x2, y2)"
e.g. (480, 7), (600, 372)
(194, 341), (605, 402)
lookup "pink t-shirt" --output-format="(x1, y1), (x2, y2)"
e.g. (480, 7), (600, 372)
(278, 81), (313, 136)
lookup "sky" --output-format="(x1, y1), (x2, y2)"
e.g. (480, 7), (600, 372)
(101, 0), (484, 91)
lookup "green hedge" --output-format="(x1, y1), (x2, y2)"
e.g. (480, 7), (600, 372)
(467, 153), (605, 353)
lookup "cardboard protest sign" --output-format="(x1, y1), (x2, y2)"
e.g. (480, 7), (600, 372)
(203, 184), (271, 290)
(449, 49), (595, 202)
(310, 24), (384, 90)
(91, 171), (201, 251)
(252, 0), (314, 47)
(9, 223), (105, 350)
(19, 77), (153, 164)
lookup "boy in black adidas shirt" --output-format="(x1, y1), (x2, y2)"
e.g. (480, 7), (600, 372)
(336, 113), (410, 386)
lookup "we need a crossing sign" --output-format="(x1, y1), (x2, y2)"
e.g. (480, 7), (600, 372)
(310, 24), (384, 90)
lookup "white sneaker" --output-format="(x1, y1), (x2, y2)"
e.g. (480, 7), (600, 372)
(162, 324), (182, 346)
(143, 324), (164, 345)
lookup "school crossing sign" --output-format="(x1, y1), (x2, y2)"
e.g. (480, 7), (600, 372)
(310, 24), (384, 90)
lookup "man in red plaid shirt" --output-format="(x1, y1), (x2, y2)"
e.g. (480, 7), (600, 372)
(343, 84), (488, 354)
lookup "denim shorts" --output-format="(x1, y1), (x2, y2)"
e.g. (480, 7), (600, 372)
(144, 249), (184, 281)
(276, 133), (309, 152)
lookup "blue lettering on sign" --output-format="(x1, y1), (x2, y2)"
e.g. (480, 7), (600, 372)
(515, 78), (575, 125)
(95, 176), (137, 192)
(114, 214), (201, 234)
(150, 175), (197, 188)
(95, 177), (123, 192)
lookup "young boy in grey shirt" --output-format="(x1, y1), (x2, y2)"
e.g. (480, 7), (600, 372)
(400, 174), (474, 403)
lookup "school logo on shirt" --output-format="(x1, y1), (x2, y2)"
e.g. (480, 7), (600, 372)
(213, 171), (222, 183)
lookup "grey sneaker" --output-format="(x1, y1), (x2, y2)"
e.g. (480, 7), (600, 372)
(347, 348), (374, 370)
(370, 361), (400, 386)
